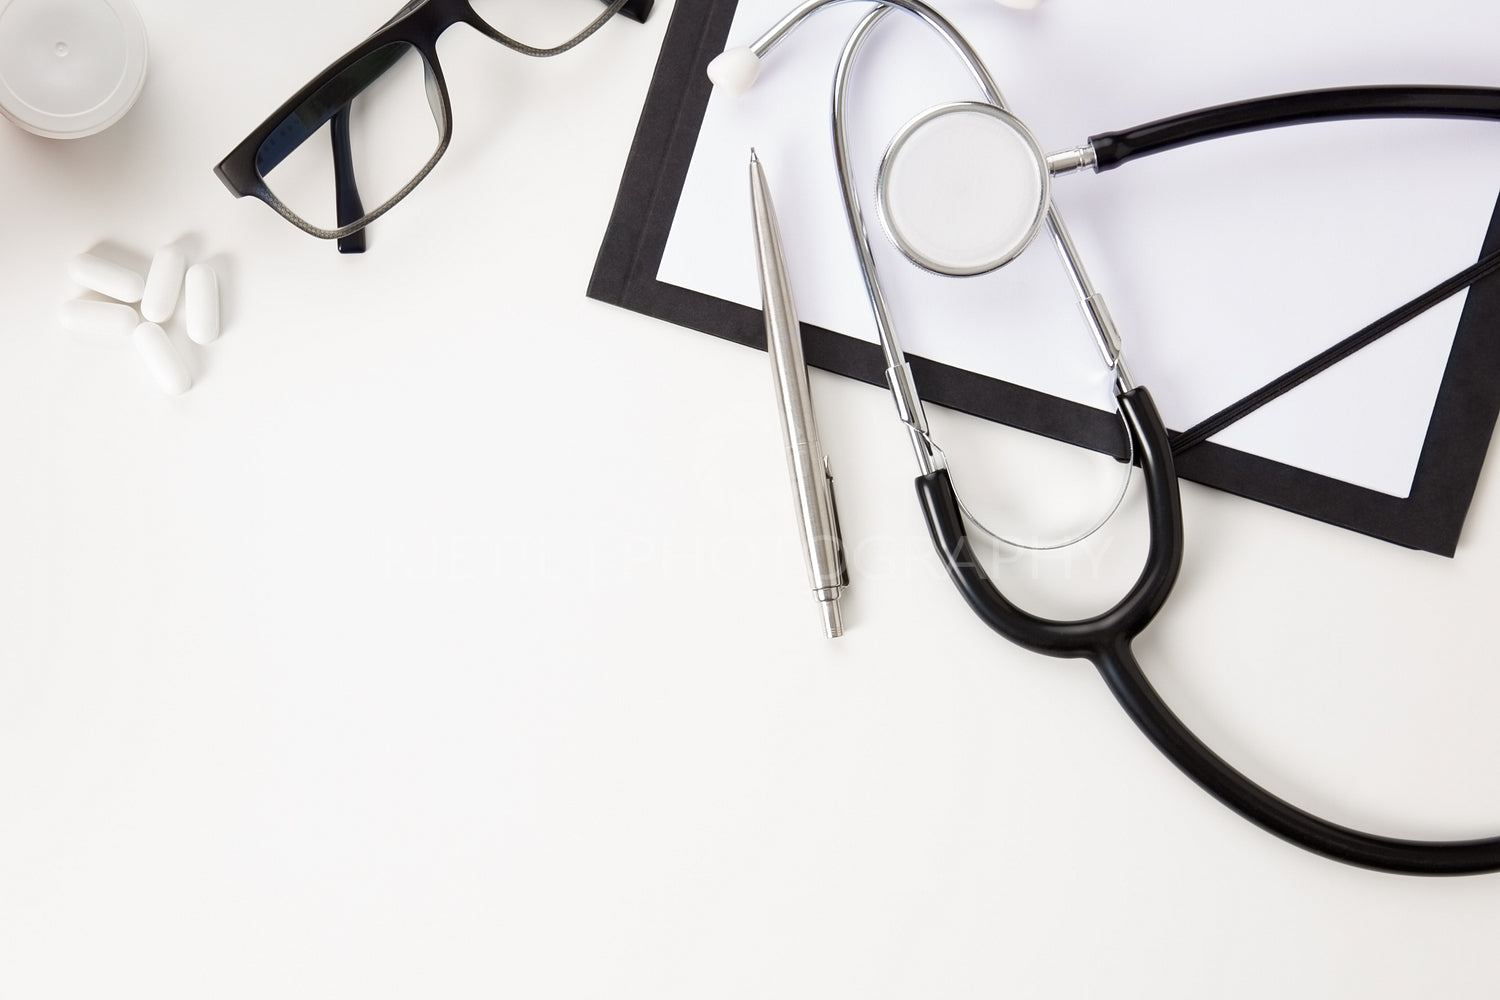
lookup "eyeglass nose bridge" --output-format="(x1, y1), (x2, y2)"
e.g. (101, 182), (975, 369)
(457, 0), (657, 31)
(460, 0), (649, 58)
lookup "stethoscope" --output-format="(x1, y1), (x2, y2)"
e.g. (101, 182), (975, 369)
(711, 0), (1500, 875)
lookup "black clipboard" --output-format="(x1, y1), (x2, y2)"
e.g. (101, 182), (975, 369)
(589, 0), (1500, 557)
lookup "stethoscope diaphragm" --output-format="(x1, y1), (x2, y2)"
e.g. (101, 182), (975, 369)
(876, 101), (1050, 276)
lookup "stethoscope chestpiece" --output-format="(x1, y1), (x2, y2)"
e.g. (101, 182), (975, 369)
(876, 101), (1050, 276)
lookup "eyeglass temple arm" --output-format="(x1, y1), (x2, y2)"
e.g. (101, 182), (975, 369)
(332, 108), (368, 254)
(329, 43), (412, 256)
(251, 42), (409, 253)
(1089, 85), (1500, 169)
(330, 42), (412, 256)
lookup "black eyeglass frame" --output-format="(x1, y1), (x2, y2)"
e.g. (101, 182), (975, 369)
(214, 0), (653, 252)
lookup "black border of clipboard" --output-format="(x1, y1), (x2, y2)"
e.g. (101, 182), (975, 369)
(588, 0), (1500, 556)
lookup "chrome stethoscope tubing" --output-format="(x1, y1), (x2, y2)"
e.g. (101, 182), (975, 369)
(758, 0), (1135, 479)
(729, 0), (1500, 875)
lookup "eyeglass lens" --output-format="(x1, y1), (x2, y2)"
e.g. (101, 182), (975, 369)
(256, 41), (444, 233)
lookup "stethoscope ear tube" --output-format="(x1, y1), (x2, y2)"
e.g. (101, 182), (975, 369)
(919, 388), (1500, 875)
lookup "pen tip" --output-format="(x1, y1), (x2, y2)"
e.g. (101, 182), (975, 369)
(750, 147), (759, 163)
(820, 600), (844, 639)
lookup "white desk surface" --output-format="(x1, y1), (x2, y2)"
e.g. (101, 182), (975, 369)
(3, 2), (1500, 997)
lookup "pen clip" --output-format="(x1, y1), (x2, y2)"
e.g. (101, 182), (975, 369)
(824, 455), (850, 588)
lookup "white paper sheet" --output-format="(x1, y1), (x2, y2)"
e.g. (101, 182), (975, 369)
(659, 0), (1500, 498)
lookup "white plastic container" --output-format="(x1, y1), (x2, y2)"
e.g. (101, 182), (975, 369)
(0, 0), (147, 139)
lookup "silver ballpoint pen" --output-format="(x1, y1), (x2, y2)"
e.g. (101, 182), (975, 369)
(749, 149), (848, 638)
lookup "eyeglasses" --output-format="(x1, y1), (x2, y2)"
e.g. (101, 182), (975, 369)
(213, 0), (654, 253)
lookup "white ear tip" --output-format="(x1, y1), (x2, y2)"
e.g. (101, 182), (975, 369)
(995, 0), (1043, 8)
(708, 46), (761, 95)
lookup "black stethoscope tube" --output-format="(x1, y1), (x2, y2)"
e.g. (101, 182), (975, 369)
(915, 387), (1182, 657)
(1096, 644), (1500, 875)
(919, 385), (1500, 875)
(1091, 85), (1500, 169)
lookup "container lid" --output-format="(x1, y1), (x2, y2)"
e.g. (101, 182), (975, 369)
(0, 0), (147, 138)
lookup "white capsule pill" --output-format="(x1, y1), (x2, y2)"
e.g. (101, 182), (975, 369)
(140, 245), (188, 324)
(67, 252), (145, 303)
(58, 299), (139, 337)
(132, 322), (192, 395)
(184, 263), (220, 345)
